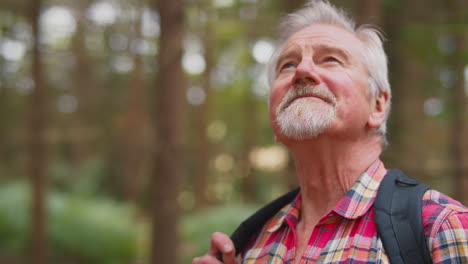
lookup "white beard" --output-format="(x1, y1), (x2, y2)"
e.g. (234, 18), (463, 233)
(276, 85), (337, 140)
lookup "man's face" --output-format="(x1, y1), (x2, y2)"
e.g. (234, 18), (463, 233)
(269, 24), (374, 143)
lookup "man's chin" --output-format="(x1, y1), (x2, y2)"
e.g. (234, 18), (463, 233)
(276, 127), (325, 142)
(276, 117), (331, 141)
(285, 132), (323, 141)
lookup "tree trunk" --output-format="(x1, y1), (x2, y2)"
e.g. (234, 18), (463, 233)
(28, 0), (48, 263)
(240, 18), (259, 203)
(382, 0), (430, 176)
(194, 4), (214, 209)
(448, 0), (468, 202)
(356, 0), (381, 26)
(0, 53), (13, 177)
(70, 0), (93, 173)
(240, 88), (257, 202)
(450, 33), (467, 202)
(120, 0), (152, 205)
(284, 0), (304, 12)
(150, 0), (185, 262)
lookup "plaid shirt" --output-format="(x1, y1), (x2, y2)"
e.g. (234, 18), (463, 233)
(242, 160), (468, 263)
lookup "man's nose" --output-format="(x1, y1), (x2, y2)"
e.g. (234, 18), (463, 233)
(293, 59), (320, 85)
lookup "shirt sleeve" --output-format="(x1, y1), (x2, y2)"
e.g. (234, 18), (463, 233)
(431, 211), (468, 263)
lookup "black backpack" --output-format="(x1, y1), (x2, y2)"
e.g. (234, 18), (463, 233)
(224, 169), (432, 264)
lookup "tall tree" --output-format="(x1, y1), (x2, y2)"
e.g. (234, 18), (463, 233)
(448, 0), (468, 202)
(28, 0), (48, 262)
(285, 0), (304, 12)
(356, 0), (381, 26)
(240, 2), (261, 202)
(150, 0), (185, 262)
(69, 0), (94, 172)
(0, 39), (12, 177)
(194, 1), (214, 209)
(118, 0), (152, 205)
(240, 80), (257, 202)
(383, 0), (431, 176)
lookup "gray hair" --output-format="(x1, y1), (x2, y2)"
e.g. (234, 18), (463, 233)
(267, 0), (391, 144)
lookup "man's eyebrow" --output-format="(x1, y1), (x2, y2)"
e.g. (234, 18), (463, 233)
(315, 44), (351, 63)
(275, 43), (354, 71)
(276, 50), (296, 69)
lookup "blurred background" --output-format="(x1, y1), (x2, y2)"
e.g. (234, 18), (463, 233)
(0, 0), (466, 263)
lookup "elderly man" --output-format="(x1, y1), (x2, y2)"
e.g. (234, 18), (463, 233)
(193, 1), (468, 263)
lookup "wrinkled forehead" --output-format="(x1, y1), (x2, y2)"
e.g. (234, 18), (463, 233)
(282, 24), (366, 58)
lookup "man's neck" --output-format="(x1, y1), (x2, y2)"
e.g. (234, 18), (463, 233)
(286, 134), (383, 228)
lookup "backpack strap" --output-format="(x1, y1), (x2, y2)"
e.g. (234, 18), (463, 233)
(374, 169), (432, 264)
(226, 188), (299, 259)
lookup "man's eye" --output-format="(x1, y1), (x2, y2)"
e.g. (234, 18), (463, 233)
(282, 63), (296, 69)
(324, 56), (340, 63)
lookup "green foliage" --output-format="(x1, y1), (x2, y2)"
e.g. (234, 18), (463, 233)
(50, 197), (141, 263)
(180, 204), (258, 263)
(400, 26), (438, 62)
(0, 181), (146, 264)
(51, 157), (107, 196)
(0, 182), (29, 254)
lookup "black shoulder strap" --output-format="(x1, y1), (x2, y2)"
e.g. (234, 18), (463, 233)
(374, 169), (432, 264)
(229, 188), (299, 257)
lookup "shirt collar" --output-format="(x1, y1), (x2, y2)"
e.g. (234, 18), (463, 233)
(333, 159), (387, 219)
(265, 159), (387, 232)
(265, 194), (301, 232)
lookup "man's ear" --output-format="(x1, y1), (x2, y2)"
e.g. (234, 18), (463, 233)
(368, 91), (390, 129)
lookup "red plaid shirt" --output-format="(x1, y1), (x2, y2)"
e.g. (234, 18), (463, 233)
(241, 160), (468, 263)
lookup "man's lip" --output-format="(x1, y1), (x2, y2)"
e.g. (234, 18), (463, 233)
(282, 94), (330, 110)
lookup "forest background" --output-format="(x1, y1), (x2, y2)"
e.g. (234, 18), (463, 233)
(0, 0), (467, 263)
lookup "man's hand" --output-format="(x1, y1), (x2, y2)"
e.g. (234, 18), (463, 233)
(192, 232), (238, 264)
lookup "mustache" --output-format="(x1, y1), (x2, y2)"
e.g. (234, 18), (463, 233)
(277, 84), (337, 113)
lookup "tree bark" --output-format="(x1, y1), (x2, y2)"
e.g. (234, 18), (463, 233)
(28, 0), (48, 263)
(450, 33), (467, 202)
(285, 0), (304, 12)
(356, 0), (381, 26)
(240, 14), (259, 203)
(382, 0), (430, 176)
(120, 0), (152, 205)
(194, 4), (214, 209)
(69, 0), (93, 173)
(448, 0), (468, 202)
(0, 51), (13, 176)
(240, 87), (257, 202)
(150, 0), (185, 263)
